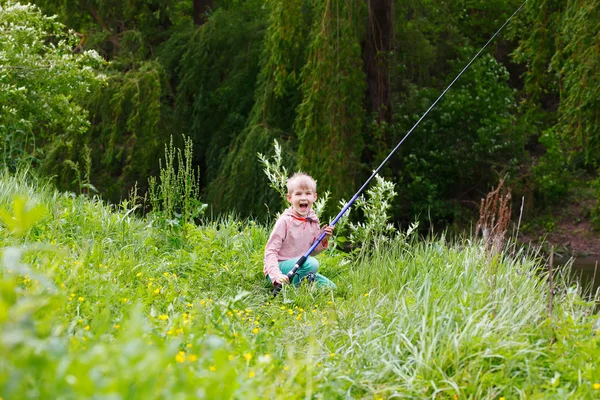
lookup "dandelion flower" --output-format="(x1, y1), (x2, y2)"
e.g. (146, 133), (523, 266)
(249, 371), (255, 378)
(136, 272), (142, 277)
(78, 297), (84, 302)
(252, 328), (259, 334)
(187, 354), (198, 362)
(84, 325), (90, 331)
(593, 383), (600, 390)
(209, 365), (216, 371)
(330, 353), (335, 357)
(175, 351), (186, 363)
(228, 355), (235, 361)
(244, 353), (252, 361)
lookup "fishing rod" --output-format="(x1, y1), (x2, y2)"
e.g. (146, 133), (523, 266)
(273, 0), (529, 297)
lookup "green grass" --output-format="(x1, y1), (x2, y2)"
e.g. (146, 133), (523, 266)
(1, 170), (600, 399)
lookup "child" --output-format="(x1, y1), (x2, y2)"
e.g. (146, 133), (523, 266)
(264, 172), (336, 289)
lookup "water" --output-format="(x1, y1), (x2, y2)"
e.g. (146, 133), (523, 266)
(556, 256), (600, 297)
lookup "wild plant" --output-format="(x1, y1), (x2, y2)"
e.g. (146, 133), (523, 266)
(258, 139), (331, 215)
(257, 139), (289, 204)
(476, 177), (512, 255)
(148, 135), (206, 230)
(347, 174), (398, 253)
(64, 144), (96, 195)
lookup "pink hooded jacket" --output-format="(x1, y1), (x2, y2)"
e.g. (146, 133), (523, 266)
(264, 207), (329, 282)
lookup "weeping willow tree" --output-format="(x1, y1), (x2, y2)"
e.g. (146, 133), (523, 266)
(205, 0), (311, 217)
(206, 0), (374, 218)
(294, 0), (367, 201)
(512, 0), (600, 201)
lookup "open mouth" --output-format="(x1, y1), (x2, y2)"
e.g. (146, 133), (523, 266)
(299, 203), (308, 212)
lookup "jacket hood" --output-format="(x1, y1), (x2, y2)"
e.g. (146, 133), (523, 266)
(283, 206), (318, 221)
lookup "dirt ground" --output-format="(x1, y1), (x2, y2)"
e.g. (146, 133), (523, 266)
(519, 189), (600, 258)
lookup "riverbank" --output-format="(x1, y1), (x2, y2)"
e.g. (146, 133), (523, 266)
(519, 184), (599, 259)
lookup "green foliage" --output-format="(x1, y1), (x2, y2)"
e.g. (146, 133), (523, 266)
(2, 172), (600, 398)
(0, 1), (106, 170)
(257, 139), (289, 206)
(346, 175), (398, 251)
(204, 0), (309, 218)
(159, 2), (265, 185)
(294, 0), (366, 204)
(10, 0), (598, 229)
(0, 195), (47, 239)
(512, 0), (600, 204)
(395, 53), (517, 223)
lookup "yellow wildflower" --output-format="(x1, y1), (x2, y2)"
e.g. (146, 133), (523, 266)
(158, 314), (168, 321)
(252, 328), (259, 334)
(175, 351), (185, 363)
(187, 354), (198, 362)
(244, 353), (252, 361)
(78, 297), (84, 302)
(209, 365), (216, 371)
(136, 272), (142, 277)
(84, 325), (90, 331)
(593, 383), (600, 390)
(330, 353), (335, 357)
(249, 371), (255, 378)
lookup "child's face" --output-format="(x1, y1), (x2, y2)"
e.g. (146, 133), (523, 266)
(287, 185), (317, 216)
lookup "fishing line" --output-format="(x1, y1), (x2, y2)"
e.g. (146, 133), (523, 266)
(272, 0), (529, 295)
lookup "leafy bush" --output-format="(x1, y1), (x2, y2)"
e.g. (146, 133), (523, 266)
(0, 1), (106, 170)
(394, 53), (518, 224)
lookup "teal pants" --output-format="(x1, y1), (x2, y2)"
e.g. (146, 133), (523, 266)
(267, 256), (336, 290)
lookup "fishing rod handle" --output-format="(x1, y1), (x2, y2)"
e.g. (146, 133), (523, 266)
(272, 255), (307, 297)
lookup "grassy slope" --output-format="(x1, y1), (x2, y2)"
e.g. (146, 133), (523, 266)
(1, 171), (599, 399)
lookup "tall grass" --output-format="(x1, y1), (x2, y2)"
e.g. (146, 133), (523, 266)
(0, 171), (599, 399)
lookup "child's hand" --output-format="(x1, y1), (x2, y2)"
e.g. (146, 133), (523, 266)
(274, 274), (289, 285)
(322, 224), (334, 238)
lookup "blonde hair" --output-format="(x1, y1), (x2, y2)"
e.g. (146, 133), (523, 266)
(286, 172), (316, 194)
